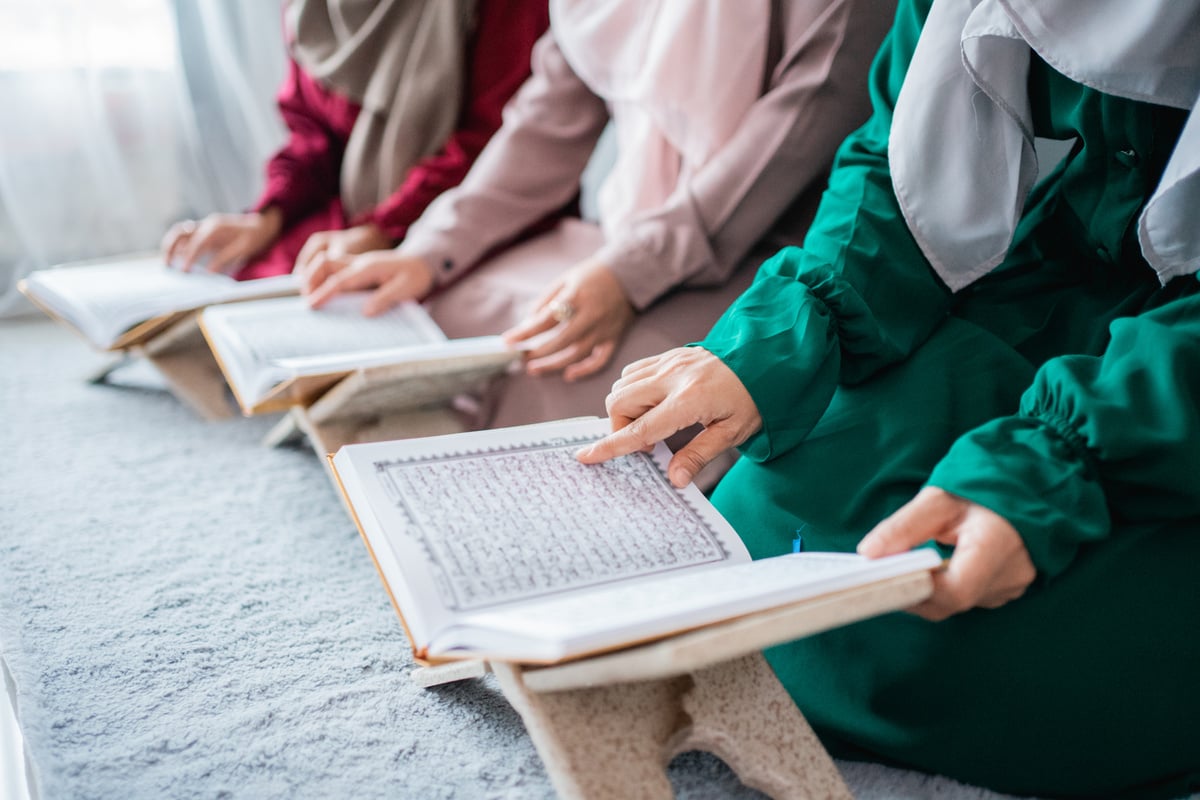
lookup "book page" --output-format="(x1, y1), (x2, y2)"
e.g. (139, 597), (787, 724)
(449, 549), (942, 661)
(333, 419), (749, 648)
(375, 440), (734, 612)
(21, 257), (297, 348)
(201, 294), (513, 410)
(202, 294), (448, 365)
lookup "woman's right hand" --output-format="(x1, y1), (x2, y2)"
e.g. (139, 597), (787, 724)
(161, 208), (283, 274)
(293, 223), (394, 280)
(576, 346), (762, 487)
(302, 250), (436, 315)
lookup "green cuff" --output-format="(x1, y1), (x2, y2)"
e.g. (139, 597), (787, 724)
(697, 272), (839, 463)
(927, 415), (1110, 578)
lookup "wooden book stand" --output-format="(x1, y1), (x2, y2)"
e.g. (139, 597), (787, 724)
(262, 354), (513, 458)
(88, 312), (235, 421)
(413, 570), (935, 799)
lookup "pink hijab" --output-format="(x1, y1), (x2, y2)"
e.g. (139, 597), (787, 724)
(550, 0), (771, 236)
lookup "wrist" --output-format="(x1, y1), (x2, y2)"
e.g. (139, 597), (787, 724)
(257, 206), (285, 243)
(412, 256), (436, 299)
(362, 210), (407, 244)
(357, 222), (395, 251)
(927, 415), (1108, 579)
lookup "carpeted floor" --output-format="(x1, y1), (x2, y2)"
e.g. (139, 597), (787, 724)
(0, 315), (1039, 799)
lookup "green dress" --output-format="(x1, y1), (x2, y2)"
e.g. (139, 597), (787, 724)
(701, 1), (1200, 797)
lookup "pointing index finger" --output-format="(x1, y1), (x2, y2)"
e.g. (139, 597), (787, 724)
(576, 406), (681, 465)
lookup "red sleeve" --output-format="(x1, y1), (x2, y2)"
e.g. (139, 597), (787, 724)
(360, 0), (551, 241)
(253, 59), (359, 228)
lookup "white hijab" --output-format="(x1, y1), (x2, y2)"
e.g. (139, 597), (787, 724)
(889, 0), (1200, 291)
(550, 0), (771, 237)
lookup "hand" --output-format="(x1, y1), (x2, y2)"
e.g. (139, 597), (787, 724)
(303, 249), (435, 315)
(294, 223), (393, 282)
(857, 486), (1037, 621)
(502, 261), (635, 382)
(161, 208), (283, 274)
(576, 347), (762, 487)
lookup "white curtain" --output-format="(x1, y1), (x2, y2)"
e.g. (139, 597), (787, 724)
(0, 0), (287, 316)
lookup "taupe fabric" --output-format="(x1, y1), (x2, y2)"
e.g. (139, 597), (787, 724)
(288, 0), (476, 218)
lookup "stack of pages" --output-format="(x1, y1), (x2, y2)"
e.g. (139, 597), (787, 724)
(18, 256), (299, 350)
(200, 294), (517, 415)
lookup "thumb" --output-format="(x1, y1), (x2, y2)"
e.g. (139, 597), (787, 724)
(858, 487), (959, 558)
(666, 424), (737, 488)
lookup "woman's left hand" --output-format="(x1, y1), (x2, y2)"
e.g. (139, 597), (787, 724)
(857, 486), (1037, 621)
(503, 260), (635, 382)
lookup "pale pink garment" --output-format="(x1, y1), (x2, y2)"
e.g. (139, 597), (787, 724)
(425, 218), (602, 340)
(551, 0), (768, 239)
(407, 0), (895, 430)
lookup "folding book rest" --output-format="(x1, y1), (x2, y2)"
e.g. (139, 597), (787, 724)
(412, 570), (935, 799)
(262, 356), (514, 457)
(88, 313), (235, 421)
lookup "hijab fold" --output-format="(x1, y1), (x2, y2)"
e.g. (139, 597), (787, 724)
(288, 0), (477, 219)
(890, 0), (1200, 291)
(549, 0), (771, 236)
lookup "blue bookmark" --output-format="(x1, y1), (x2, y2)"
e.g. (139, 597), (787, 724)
(792, 525), (807, 554)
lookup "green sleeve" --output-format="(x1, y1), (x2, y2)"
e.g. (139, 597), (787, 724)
(699, 0), (951, 462)
(929, 288), (1200, 577)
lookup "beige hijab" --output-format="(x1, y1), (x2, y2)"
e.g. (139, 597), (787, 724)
(549, 0), (771, 237)
(889, 0), (1200, 291)
(288, 0), (477, 219)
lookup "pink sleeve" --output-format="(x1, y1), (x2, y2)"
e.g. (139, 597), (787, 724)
(596, 0), (896, 309)
(360, 0), (550, 243)
(397, 32), (610, 286)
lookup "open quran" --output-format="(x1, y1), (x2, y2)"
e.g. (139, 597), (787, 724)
(200, 294), (517, 415)
(18, 255), (299, 351)
(329, 417), (942, 665)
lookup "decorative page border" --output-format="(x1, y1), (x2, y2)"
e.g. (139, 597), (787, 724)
(371, 432), (731, 611)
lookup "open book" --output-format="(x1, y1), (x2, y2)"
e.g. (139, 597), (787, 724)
(329, 417), (942, 665)
(17, 255), (299, 351)
(199, 294), (518, 415)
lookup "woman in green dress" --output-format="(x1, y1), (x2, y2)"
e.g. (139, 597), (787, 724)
(579, 0), (1200, 797)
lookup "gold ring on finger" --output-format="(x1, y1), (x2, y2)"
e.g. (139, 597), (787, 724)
(550, 300), (577, 323)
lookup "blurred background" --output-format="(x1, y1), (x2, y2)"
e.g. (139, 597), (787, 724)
(0, 0), (286, 316)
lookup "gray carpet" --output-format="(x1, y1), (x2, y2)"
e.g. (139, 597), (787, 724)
(0, 315), (1035, 800)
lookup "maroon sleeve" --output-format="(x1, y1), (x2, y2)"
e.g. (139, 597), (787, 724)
(252, 59), (359, 228)
(360, 0), (551, 242)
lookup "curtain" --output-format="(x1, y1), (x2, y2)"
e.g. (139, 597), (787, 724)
(0, 0), (287, 317)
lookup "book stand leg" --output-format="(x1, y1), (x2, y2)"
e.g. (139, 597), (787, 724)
(142, 349), (234, 421)
(86, 352), (134, 385)
(410, 574), (934, 798)
(259, 356), (515, 455)
(276, 403), (467, 459)
(85, 317), (233, 420)
(261, 360), (479, 456)
(261, 412), (304, 448)
(134, 315), (234, 420)
(490, 654), (852, 800)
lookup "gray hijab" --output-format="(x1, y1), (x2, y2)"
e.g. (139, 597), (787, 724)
(889, 0), (1200, 291)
